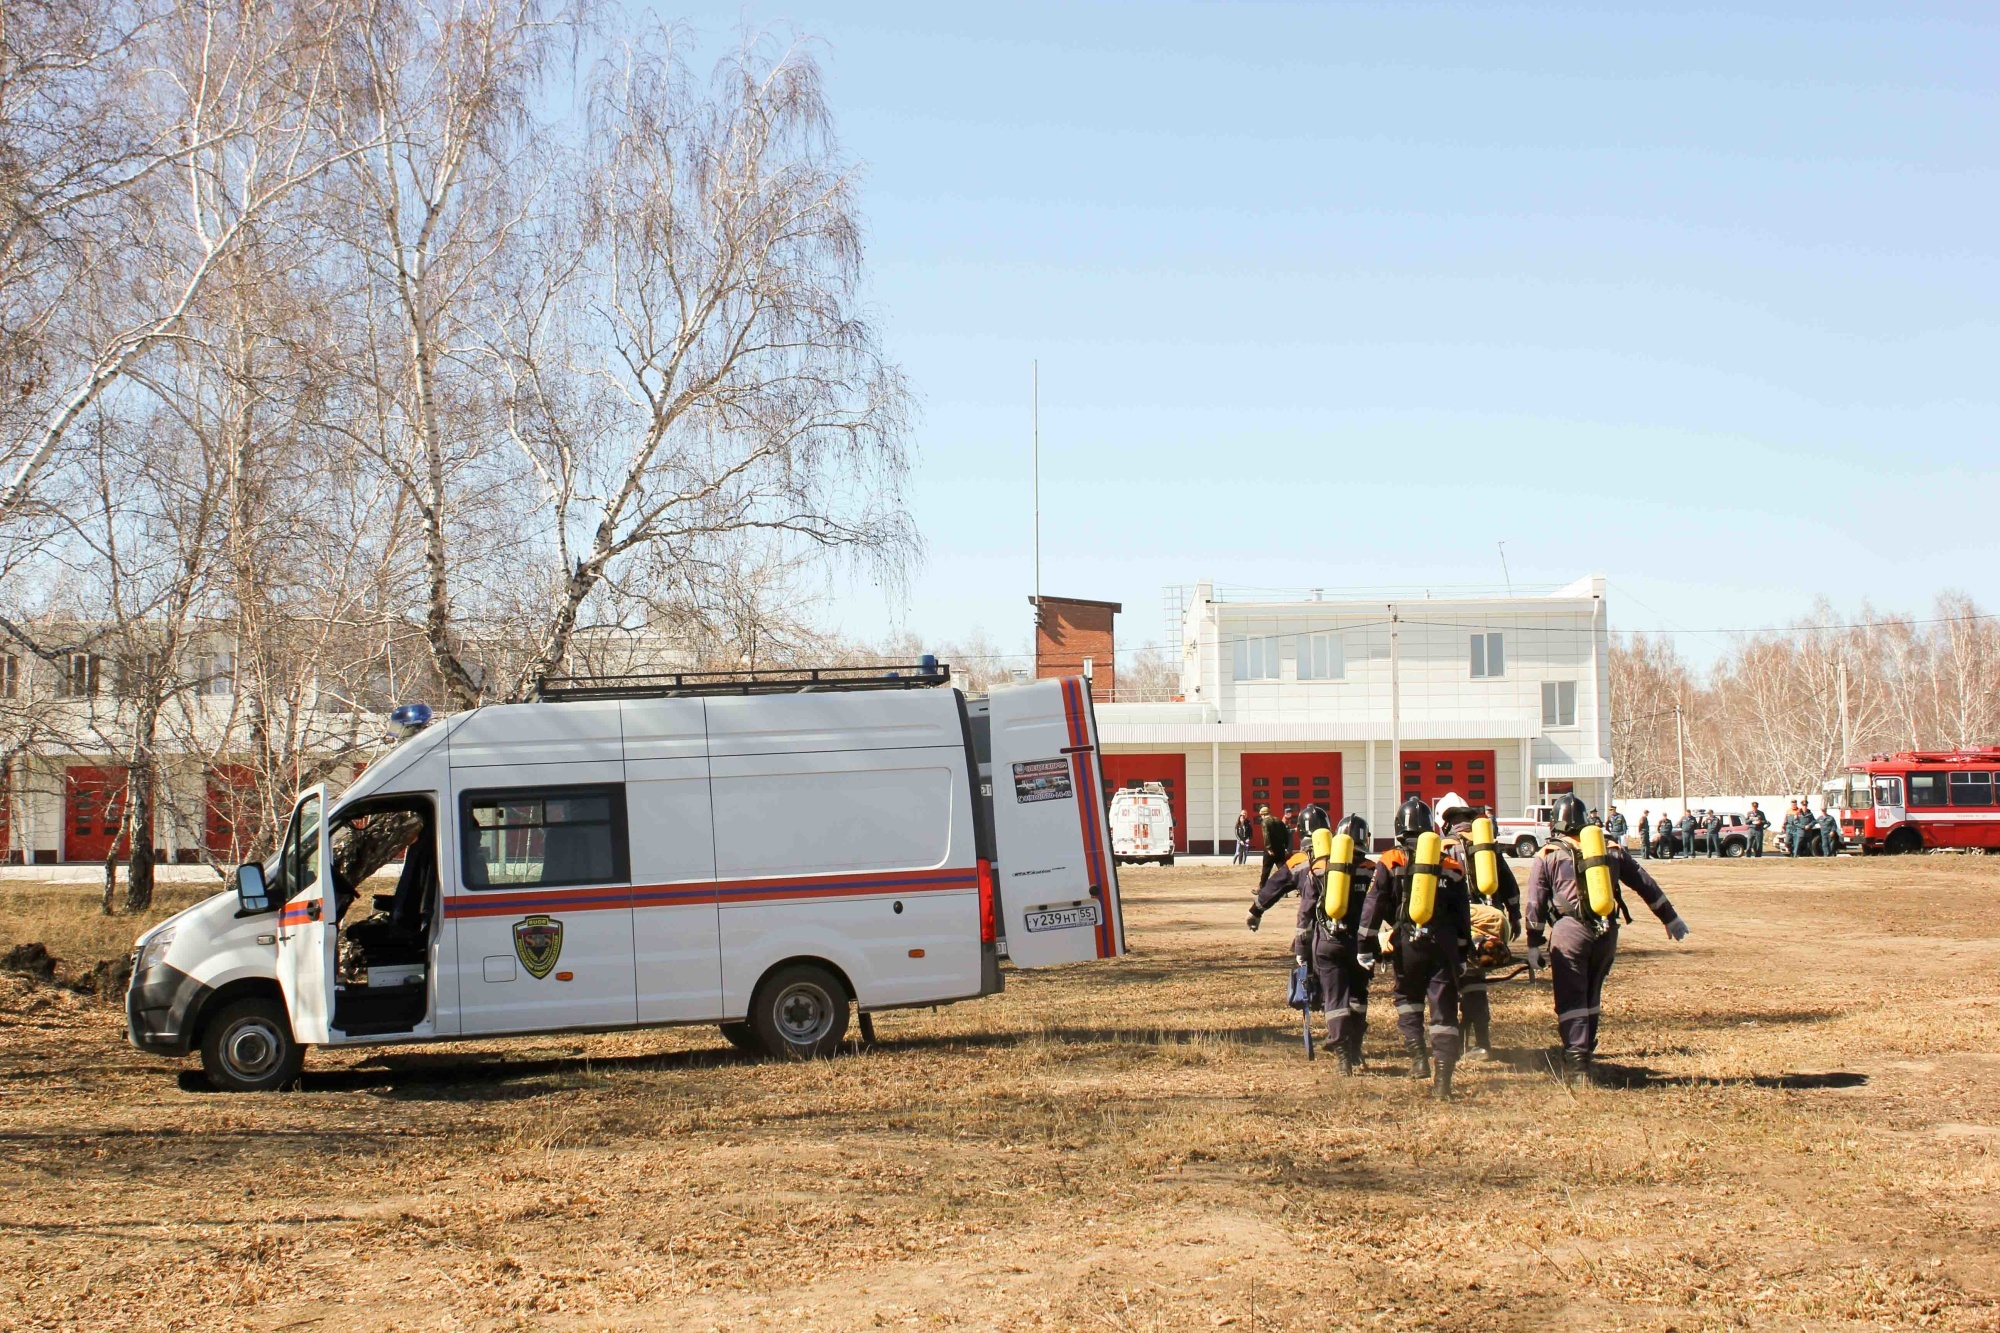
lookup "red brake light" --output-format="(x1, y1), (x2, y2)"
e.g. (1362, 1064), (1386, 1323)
(977, 858), (997, 945)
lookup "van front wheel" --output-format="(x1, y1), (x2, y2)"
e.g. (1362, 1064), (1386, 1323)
(751, 964), (850, 1061)
(199, 997), (303, 1092)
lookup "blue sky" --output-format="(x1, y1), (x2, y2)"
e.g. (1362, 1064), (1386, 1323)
(659, 2), (1998, 669)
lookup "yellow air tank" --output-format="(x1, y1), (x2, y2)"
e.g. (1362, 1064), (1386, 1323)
(1470, 817), (1500, 898)
(1579, 824), (1617, 918)
(1408, 831), (1442, 926)
(1323, 831), (1356, 920)
(1311, 827), (1334, 865)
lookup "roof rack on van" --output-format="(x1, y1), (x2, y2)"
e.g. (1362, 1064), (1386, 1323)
(533, 660), (951, 702)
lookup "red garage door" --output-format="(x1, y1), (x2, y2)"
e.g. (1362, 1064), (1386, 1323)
(65, 765), (147, 862)
(1398, 749), (1497, 810)
(1099, 753), (1188, 852)
(205, 763), (262, 862)
(1240, 753), (1342, 850)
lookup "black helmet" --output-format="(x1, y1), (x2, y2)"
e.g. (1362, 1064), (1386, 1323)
(1551, 793), (1589, 837)
(1394, 796), (1434, 840)
(1335, 813), (1370, 847)
(1299, 804), (1332, 837)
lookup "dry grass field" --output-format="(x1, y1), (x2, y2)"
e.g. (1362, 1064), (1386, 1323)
(2, 856), (1998, 1332)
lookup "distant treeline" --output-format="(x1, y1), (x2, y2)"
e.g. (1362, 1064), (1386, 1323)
(1612, 592), (2000, 799)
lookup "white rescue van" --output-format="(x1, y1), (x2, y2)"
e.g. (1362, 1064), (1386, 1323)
(1108, 783), (1175, 865)
(126, 668), (1126, 1090)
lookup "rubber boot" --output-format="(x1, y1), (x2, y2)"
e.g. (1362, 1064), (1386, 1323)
(1432, 1056), (1455, 1102)
(1406, 1038), (1431, 1081)
(1345, 1030), (1365, 1073)
(1334, 1039), (1355, 1076)
(1562, 1048), (1590, 1085)
(1462, 1019), (1491, 1060)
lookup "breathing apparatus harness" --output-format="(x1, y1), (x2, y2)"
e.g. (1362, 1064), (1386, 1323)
(1538, 835), (1634, 939)
(1378, 840), (1461, 938)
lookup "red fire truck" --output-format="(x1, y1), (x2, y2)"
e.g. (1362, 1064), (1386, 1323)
(1827, 749), (2000, 854)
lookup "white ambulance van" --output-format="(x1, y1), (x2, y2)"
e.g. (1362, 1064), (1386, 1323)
(126, 668), (1126, 1090)
(1108, 784), (1175, 865)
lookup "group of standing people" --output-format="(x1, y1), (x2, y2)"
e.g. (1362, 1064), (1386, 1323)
(1780, 801), (1841, 857)
(1246, 791), (1690, 1097)
(1630, 800), (1840, 859)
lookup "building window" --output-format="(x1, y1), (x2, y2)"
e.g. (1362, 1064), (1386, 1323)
(1469, 633), (1504, 678)
(1541, 681), (1577, 727)
(1231, 635), (1278, 681)
(57, 653), (103, 698)
(1295, 632), (1344, 680)
(115, 652), (159, 700)
(208, 651), (236, 696)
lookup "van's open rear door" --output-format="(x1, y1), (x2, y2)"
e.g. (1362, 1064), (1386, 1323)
(986, 677), (1126, 966)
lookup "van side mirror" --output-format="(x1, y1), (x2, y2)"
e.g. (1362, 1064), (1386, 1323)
(235, 862), (270, 915)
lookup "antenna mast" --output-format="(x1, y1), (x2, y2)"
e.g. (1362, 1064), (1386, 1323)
(1032, 360), (1041, 612)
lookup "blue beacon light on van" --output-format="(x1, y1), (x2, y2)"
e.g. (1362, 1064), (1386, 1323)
(389, 702), (434, 737)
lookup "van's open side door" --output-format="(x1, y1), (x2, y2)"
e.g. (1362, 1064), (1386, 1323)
(986, 677), (1126, 967)
(273, 785), (336, 1045)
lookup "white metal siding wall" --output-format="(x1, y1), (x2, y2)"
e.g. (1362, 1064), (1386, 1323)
(1205, 604), (1598, 734)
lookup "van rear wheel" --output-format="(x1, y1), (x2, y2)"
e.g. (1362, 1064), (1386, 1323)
(199, 997), (303, 1092)
(750, 964), (850, 1061)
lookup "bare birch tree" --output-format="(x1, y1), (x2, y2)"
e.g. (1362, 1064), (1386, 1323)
(324, 10), (915, 707)
(1, 0), (368, 537)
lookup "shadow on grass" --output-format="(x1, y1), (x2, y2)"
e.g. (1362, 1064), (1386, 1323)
(1484, 1046), (1867, 1090)
(173, 1043), (761, 1098)
(159, 1020), (1337, 1098)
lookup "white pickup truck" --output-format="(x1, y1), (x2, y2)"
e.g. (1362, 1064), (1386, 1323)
(1495, 805), (1556, 857)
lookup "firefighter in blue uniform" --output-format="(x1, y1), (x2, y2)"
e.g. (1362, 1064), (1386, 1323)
(1745, 802), (1769, 858)
(1434, 795), (1520, 1060)
(1358, 797), (1471, 1100)
(1247, 815), (1376, 1073)
(1523, 794), (1690, 1083)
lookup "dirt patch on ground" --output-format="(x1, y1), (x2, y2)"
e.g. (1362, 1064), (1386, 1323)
(2, 858), (1997, 1330)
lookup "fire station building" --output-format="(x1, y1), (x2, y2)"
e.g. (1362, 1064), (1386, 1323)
(1073, 577), (1614, 854)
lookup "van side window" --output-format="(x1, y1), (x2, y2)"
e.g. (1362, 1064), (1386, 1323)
(461, 785), (629, 889)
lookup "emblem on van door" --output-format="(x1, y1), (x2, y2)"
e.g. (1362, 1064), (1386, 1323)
(512, 915), (564, 980)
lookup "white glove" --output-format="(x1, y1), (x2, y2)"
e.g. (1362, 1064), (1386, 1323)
(1527, 945), (1547, 972)
(1665, 916), (1690, 942)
